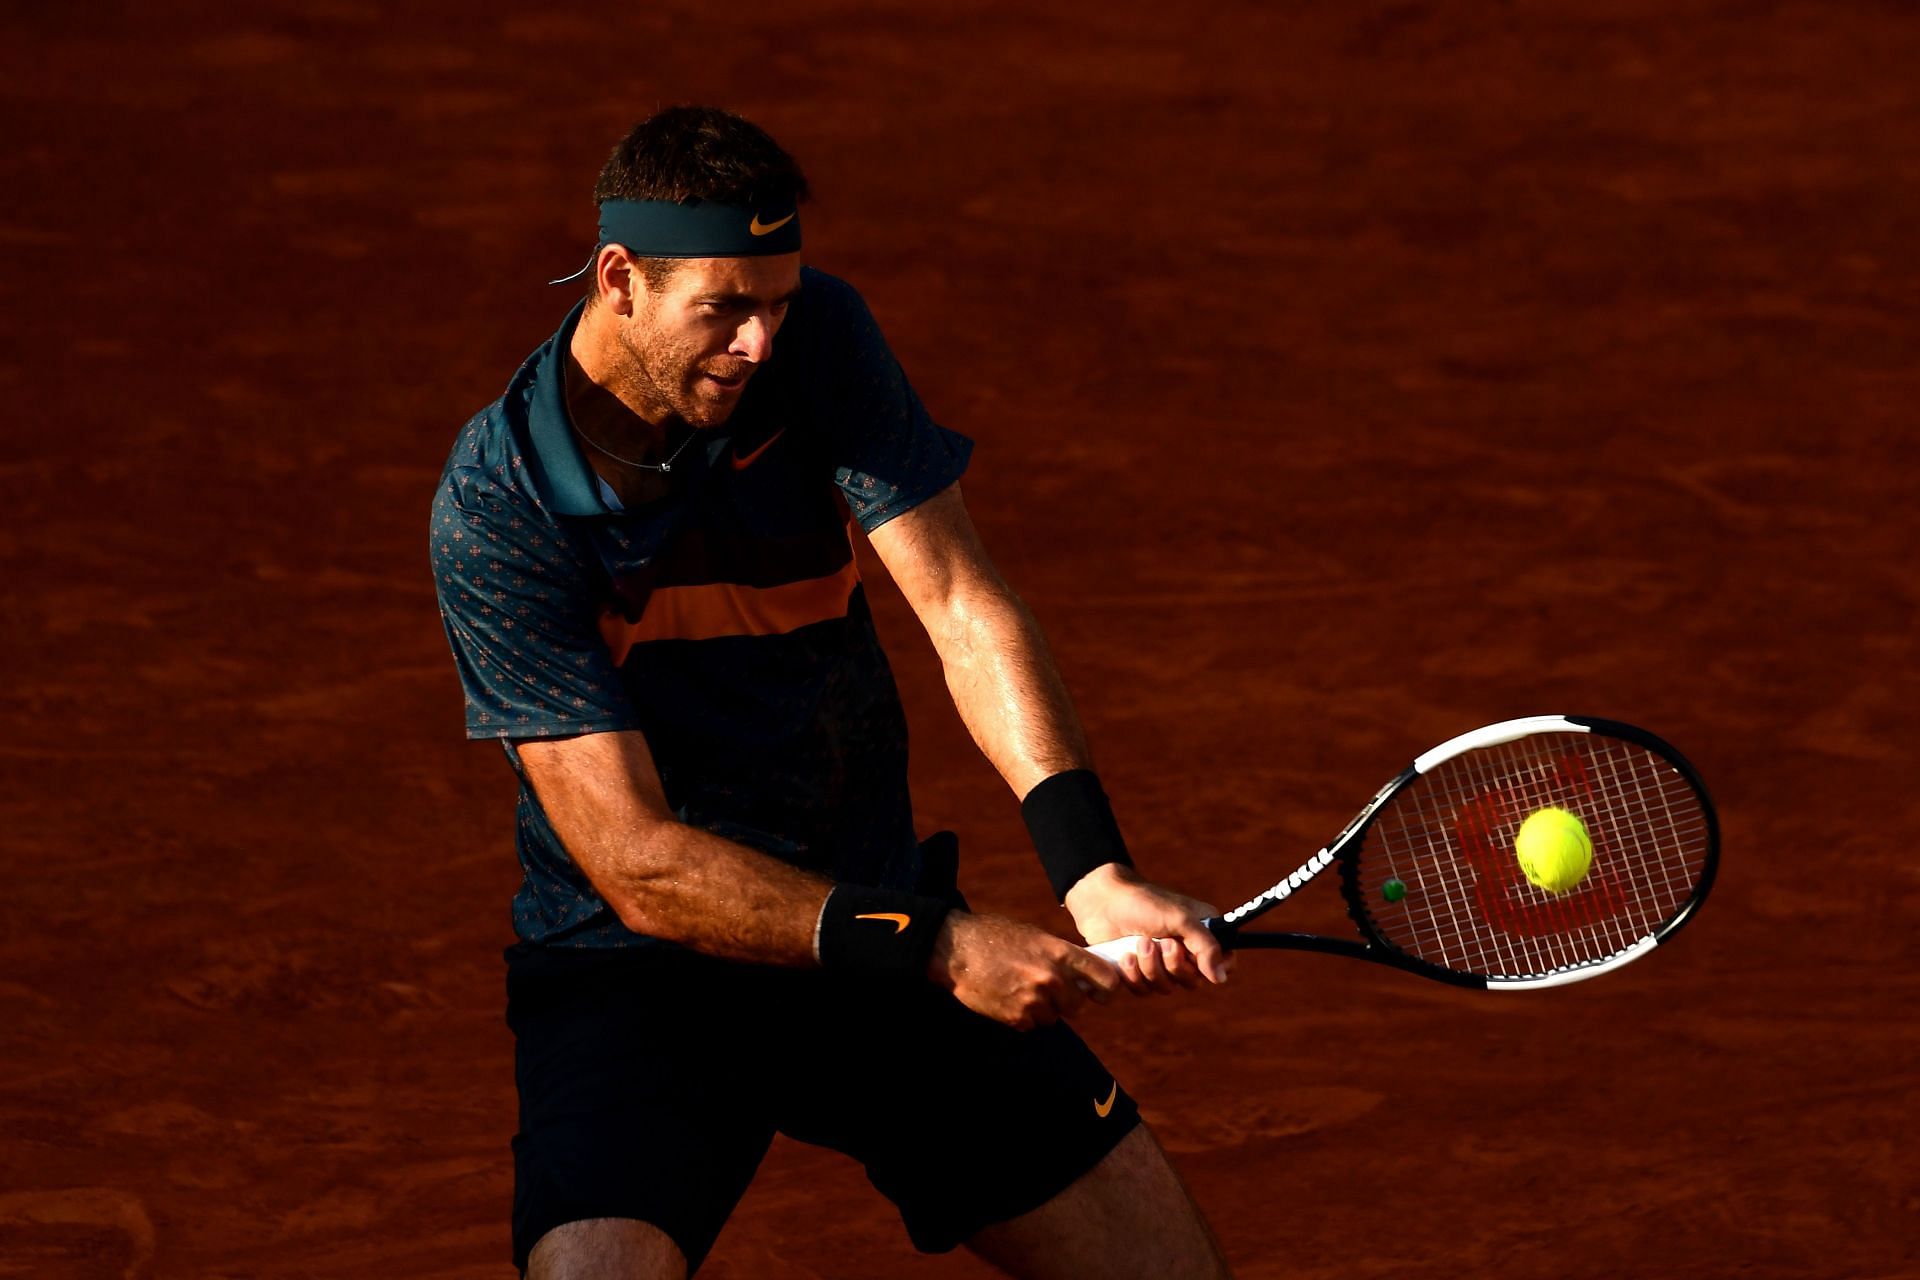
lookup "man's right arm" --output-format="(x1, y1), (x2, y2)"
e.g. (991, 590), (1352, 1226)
(515, 728), (1120, 1028)
(517, 730), (831, 963)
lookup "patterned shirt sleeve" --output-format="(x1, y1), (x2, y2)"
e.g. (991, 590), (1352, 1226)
(430, 465), (639, 740)
(806, 274), (974, 532)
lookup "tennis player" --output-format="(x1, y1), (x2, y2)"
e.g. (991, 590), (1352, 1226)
(430, 105), (1233, 1279)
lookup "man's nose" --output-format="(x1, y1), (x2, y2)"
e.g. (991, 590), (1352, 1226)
(731, 313), (775, 364)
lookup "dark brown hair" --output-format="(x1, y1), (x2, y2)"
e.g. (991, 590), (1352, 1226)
(591, 106), (810, 293)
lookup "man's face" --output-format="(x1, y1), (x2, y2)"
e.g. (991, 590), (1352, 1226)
(617, 253), (803, 429)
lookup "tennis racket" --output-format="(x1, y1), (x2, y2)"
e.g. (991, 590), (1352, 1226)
(1089, 716), (1718, 989)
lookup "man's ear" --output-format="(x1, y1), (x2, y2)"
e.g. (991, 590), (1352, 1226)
(596, 245), (640, 316)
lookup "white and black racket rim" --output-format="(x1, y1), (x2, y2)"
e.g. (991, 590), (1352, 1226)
(1212, 715), (1719, 990)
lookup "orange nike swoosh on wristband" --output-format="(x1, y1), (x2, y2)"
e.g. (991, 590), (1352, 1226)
(854, 913), (911, 933)
(1094, 1081), (1118, 1118)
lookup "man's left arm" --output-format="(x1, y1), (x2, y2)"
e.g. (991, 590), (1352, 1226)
(866, 483), (1230, 993)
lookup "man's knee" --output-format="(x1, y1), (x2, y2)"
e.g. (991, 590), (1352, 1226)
(967, 1124), (1232, 1280)
(526, 1217), (688, 1280)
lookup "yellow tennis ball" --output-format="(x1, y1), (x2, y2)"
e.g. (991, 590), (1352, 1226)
(1514, 807), (1593, 893)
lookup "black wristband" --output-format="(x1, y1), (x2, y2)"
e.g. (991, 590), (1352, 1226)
(1021, 768), (1135, 902)
(815, 885), (953, 977)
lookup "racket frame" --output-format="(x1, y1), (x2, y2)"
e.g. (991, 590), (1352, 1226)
(1199, 715), (1720, 990)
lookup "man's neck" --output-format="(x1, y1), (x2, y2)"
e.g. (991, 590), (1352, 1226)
(563, 314), (697, 510)
(565, 309), (679, 465)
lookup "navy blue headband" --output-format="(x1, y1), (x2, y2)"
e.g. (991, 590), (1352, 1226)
(549, 199), (802, 284)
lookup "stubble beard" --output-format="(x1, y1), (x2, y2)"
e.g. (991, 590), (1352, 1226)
(611, 319), (683, 427)
(617, 317), (737, 431)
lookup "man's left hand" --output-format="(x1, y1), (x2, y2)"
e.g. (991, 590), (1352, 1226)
(1064, 863), (1232, 995)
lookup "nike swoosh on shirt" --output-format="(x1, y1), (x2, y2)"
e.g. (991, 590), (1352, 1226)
(1093, 1081), (1118, 1118)
(729, 428), (785, 470)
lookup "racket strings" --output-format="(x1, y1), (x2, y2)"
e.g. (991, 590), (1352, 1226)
(1355, 733), (1710, 981)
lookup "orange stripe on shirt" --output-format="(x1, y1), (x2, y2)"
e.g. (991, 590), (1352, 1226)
(599, 559), (861, 661)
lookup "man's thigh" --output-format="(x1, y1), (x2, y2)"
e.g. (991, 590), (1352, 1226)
(965, 1123), (1232, 1280)
(772, 971), (1151, 1257)
(507, 943), (775, 1276)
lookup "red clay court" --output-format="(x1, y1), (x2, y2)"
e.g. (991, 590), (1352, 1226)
(1, 2), (1913, 1276)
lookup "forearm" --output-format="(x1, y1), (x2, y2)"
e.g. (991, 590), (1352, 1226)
(517, 731), (832, 965)
(865, 488), (1218, 973)
(520, 729), (964, 975)
(934, 587), (1139, 901)
(936, 585), (1093, 798)
(579, 818), (834, 965)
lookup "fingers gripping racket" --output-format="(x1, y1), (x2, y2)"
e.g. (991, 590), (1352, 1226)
(1090, 716), (1718, 989)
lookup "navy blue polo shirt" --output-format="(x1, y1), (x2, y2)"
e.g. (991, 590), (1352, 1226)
(430, 268), (972, 946)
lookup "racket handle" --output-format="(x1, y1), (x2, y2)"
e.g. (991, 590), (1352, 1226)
(1085, 917), (1231, 965)
(1086, 936), (1142, 965)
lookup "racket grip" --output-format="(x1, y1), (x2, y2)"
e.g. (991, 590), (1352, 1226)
(1087, 936), (1143, 965)
(1085, 917), (1231, 965)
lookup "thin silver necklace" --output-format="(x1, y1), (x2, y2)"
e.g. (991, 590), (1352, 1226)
(573, 419), (700, 473)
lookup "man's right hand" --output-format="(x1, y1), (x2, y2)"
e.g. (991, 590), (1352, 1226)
(928, 911), (1122, 1031)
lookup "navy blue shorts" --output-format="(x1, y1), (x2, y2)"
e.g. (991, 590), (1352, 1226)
(505, 940), (1140, 1273)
